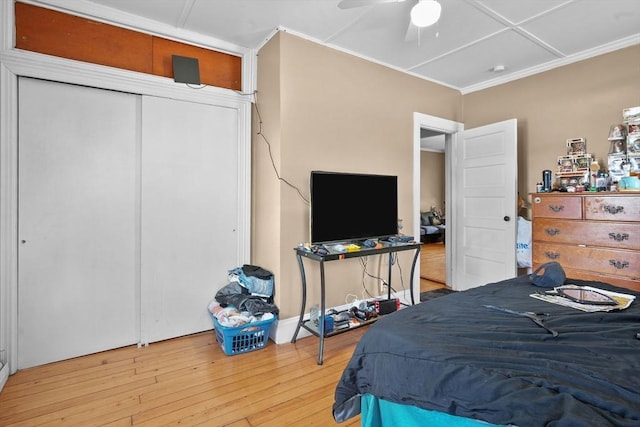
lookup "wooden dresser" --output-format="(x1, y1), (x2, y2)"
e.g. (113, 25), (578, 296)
(531, 192), (640, 291)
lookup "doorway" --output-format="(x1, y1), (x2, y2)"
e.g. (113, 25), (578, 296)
(419, 131), (446, 291)
(413, 115), (518, 294)
(412, 113), (463, 296)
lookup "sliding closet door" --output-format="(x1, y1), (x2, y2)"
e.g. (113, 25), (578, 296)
(17, 78), (139, 369)
(140, 96), (239, 343)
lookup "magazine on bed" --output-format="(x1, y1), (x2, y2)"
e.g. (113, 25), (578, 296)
(531, 284), (635, 312)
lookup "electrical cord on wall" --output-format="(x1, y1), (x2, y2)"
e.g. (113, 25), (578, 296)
(392, 253), (410, 307)
(185, 83), (207, 89)
(180, 85), (308, 204)
(377, 253), (409, 307)
(250, 90), (310, 205)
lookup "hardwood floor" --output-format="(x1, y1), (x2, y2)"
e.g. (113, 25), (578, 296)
(0, 246), (448, 426)
(420, 242), (448, 293)
(0, 328), (367, 426)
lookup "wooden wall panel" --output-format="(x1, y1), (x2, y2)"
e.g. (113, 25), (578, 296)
(15, 2), (153, 74)
(14, 2), (242, 90)
(152, 38), (241, 90)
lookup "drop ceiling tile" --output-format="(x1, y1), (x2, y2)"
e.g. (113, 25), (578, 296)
(184, 0), (364, 48)
(331, 0), (507, 69)
(63, 0), (640, 90)
(476, 0), (570, 24)
(86, 0), (189, 27)
(421, 134), (445, 152)
(521, 0), (640, 55)
(411, 29), (560, 88)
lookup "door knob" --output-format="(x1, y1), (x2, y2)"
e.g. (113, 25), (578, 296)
(503, 216), (510, 222)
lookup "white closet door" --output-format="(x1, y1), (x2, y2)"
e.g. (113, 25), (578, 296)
(140, 96), (239, 343)
(18, 78), (139, 369)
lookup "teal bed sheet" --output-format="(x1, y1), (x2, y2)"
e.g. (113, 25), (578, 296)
(361, 394), (506, 427)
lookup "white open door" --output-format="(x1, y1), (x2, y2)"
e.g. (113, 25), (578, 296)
(451, 119), (518, 291)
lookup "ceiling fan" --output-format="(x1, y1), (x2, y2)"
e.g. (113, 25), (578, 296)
(337, 0), (442, 28)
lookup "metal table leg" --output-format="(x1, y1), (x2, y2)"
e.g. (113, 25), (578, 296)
(291, 254), (307, 344)
(409, 247), (420, 305)
(317, 260), (326, 365)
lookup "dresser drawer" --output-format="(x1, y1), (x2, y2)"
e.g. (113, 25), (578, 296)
(533, 242), (640, 280)
(532, 195), (582, 219)
(560, 267), (640, 292)
(533, 218), (640, 250)
(584, 195), (640, 221)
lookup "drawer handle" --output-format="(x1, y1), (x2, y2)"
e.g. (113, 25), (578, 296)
(544, 228), (560, 236)
(603, 205), (624, 214)
(608, 232), (629, 242)
(544, 251), (560, 260)
(609, 260), (629, 270)
(548, 205), (564, 213)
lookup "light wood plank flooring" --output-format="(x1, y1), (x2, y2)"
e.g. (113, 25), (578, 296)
(0, 328), (368, 426)
(420, 242), (447, 293)
(1, 245), (448, 426)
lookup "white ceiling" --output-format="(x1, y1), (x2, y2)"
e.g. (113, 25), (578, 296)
(38, 0), (640, 94)
(420, 128), (446, 152)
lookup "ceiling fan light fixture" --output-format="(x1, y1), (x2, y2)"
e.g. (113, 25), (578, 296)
(410, 0), (441, 28)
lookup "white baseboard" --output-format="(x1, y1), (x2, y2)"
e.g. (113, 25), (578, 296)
(271, 315), (311, 344)
(0, 363), (8, 393)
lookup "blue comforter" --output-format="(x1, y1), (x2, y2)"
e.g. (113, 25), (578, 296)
(333, 275), (640, 426)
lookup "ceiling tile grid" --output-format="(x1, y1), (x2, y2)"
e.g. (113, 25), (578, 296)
(34, 0), (640, 91)
(329, 0), (508, 70)
(412, 29), (564, 88)
(520, 1), (640, 56)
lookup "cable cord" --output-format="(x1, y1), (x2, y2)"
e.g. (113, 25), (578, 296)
(252, 91), (309, 205)
(359, 255), (411, 306)
(345, 294), (359, 305)
(378, 253), (409, 306)
(393, 254), (411, 306)
(359, 257), (385, 299)
(180, 86), (307, 204)
(185, 83), (207, 89)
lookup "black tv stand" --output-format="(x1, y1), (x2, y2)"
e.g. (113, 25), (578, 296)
(290, 240), (421, 365)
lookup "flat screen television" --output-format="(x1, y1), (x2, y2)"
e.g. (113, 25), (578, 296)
(310, 171), (398, 244)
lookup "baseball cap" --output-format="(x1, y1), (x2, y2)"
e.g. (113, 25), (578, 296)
(530, 262), (566, 288)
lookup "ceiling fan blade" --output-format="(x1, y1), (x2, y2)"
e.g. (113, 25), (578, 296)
(338, 0), (407, 10)
(404, 20), (418, 42)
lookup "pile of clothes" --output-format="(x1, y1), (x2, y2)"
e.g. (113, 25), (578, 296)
(208, 264), (279, 328)
(208, 304), (275, 328)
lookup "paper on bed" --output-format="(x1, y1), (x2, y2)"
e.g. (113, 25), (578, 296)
(530, 284), (635, 312)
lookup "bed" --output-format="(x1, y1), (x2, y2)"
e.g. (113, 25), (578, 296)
(333, 275), (640, 426)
